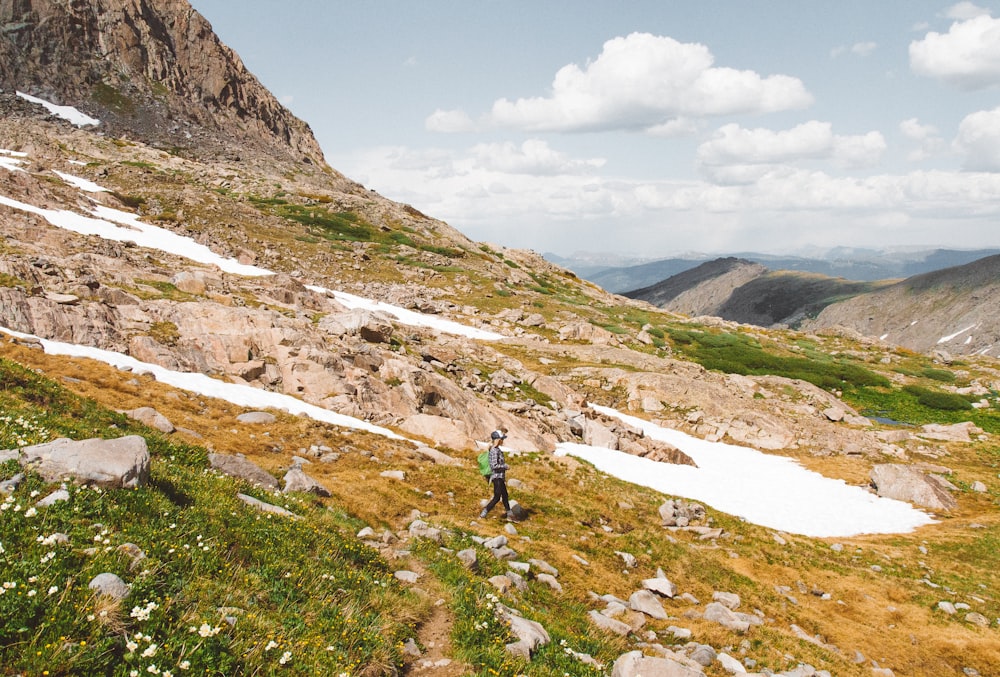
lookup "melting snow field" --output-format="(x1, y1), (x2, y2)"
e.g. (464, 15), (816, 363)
(0, 326), (408, 442)
(0, 149), (937, 537)
(16, 91), (100, 127)
(556, 406), (935, 538)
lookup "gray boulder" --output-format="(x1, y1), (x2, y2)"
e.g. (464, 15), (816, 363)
(88, 572), (129, 600)
(629, 589), (668, 620)
(588, 610), (632, 636)
(643, 577), (678, 598)
(20, 436), (150, 488)
(209, 453), (279, 490)
(283, 466), (331, 496)
(236, 411), (277, 425)
(123, 407), (175, 434)
(237, 493), (299, 519)
(870, 464), (957, 511)
(612, 650), (704, 677)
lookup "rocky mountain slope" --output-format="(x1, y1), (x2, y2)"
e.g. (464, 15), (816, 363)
(3, 2), (1000, 675)
(801, 254), (1000, 357)
(0, 0), (323, 163)
(624, 258), (885, 330)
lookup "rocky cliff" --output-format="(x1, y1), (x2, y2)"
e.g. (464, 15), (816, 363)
(0, 0), (324, 164)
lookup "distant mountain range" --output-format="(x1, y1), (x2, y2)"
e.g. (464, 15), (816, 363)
(620, 253), (1000, 356)
(546, 248), (1000, 293)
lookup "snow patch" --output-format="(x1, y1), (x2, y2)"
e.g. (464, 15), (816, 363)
(17, 91), (100, 127)
(555, 405), (935, 537)
(0, 325), (410, 442)
(937, 323), (977, 344)
(53, 170), (107, 193)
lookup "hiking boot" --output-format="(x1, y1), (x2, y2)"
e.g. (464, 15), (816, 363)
(505, 510), (516, 521)
(478, 508), (489, 518)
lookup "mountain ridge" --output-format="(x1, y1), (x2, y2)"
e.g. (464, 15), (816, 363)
(0, 0), (325, 163)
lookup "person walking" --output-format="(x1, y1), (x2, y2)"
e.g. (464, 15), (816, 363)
(479, 428), (515, 520)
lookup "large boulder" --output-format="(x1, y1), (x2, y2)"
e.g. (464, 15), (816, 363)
(283, 466), (331, 496)
(870, 464), (957, 511)
(208, 453), (279, 490)
(19, 436), (150, 488)
(612, 650), (704, 677)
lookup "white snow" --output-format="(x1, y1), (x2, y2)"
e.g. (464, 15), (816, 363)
(1, 149), (28, 157)
(306, 286), (504, 341)
(53, 170), (107, 193)
(17, 91), (100, 127)
(0, 325), (409, 442)
(555, 405), (935, 538)
(0, 172), (503, 339)
(937, 324), (977, 344)
(0, 156), (24, 172)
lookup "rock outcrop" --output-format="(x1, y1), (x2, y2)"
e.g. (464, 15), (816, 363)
(0, 0), (325, 164)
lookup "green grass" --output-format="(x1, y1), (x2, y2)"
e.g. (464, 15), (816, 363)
(0, 358), (419, 676)
(667, 328), (890, 391)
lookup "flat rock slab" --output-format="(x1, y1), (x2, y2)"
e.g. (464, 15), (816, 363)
(20, 436), (150, 488)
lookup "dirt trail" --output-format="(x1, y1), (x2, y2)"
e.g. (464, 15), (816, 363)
(400, 559), (471, 676)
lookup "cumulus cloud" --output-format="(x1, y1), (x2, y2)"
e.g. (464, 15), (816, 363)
(428, 32), (812, 134)
(425, 109), (478, 133)
(695, 122), (885, 183)
(954, 106), (1000, 170)
(945, 1), (990, 20)
(469, 139), (605, 175)
(910, 12), (1000, 89)
(341, 140), (1000, 254)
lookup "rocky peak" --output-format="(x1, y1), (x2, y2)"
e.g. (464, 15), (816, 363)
(0, 0), (325, 164)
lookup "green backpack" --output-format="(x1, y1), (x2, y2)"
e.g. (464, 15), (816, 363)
(477, 450), (491, 477)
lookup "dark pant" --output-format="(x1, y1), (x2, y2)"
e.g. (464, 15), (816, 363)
(484, 478), (510, 513)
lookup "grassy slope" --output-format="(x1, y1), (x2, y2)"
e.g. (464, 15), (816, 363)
(2, 334), (1000, 677)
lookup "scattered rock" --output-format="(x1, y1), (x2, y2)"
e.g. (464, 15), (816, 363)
(629, 589), (668, 620)
(123, 406), (175, 434)
(611, 650), (704, 677)
(209, 453), (279, 490)
(88, 572), (129, 600)
(236, 411), (276, 425)
(237, 493), (299, 519)
(283, 466), (331, 496)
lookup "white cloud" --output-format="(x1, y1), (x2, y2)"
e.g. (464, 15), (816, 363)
(469, 139), (605, 175)
(342, 140), (1000, 255)
(900, 118), (939, 140)
(852, 41), (878, 57)
(831, 41), (877, 58)
(433, 32), (812, 134)
(425, 108), (478, 133)
(695, 122), (885, 183)
(900, 118), (946, 161)
(954, 106), (1000, 170)
(944, 1), (990, 20)
(910, 13), (1000, 89)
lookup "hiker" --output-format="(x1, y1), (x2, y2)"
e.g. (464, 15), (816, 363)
(479, 427), (515, 520)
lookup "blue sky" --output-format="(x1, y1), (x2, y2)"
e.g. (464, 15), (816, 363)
(192, 1), (1000, 258)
